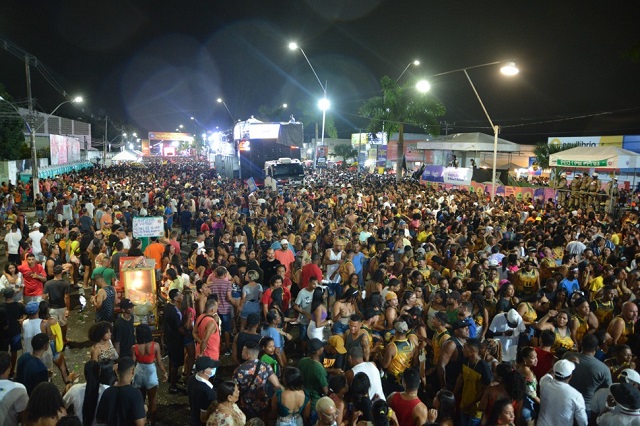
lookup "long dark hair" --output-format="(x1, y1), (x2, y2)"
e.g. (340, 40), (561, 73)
(310, 287), (325, 315)
(435, 390), (455, 423)
(82, 360), (116, 426)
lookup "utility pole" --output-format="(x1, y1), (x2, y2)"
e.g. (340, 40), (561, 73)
(103, 115), (108, 167)
(440, 121), (455, 135)
(25, 54), (39, 198)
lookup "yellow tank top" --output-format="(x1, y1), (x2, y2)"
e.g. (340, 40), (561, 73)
(552, 327), (574, 354)
(516, 270), (537, 295)
(387, 339), (415, 381)
(575, 315), (589, 344)
(521, 303), (537, 323)
(614, 315), (634, 345)
(432, 330), (450, 362)
(593, 299), (614, 327)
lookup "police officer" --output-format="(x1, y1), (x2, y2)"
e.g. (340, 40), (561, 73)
(580, 173), (591, 210)
(556, 172), (568, 206)
(569, 173), (582, 209)
(589, 172), (601, 209)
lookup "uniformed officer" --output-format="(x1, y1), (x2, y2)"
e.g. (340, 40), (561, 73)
(589, 172), (601, 208)
(556, 172), (568, 206)
(569, 173), (582, 209)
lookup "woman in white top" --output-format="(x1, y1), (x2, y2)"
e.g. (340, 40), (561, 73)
(0, 262), (23, 302)
(307, 287), (332, 341)
(63, 360), (116, 426)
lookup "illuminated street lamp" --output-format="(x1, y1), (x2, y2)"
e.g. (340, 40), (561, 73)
(282, 103), (288, 109)
(416, 80), (431, 93)
(421, 61), (519, 201)
(397, 59), (420, 82)
(216, 98), (235, 123)
(289, 41), (329, 167)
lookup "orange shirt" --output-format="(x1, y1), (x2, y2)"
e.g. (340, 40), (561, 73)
(144, 242), (165, 268)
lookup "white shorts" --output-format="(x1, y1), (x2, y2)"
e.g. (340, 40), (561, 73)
(50, 307), (67, 327)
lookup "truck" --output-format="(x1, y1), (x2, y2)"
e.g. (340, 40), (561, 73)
(234, 118), (304, 187)
(263, 157), (305, 190)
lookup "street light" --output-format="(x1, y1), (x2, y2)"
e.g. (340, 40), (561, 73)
(416, 80), (431, 93)
(397, 59), (420, 82)
(289, 41), (329, 168)
(423, 61), (519, 201)
(0, 95), (82, 196)
(216, 98), (235, 123)
(282, 103), (288, 109)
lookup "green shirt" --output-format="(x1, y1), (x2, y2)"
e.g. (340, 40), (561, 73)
(297, 357), (327, 409)
(92, 266), (116, 286)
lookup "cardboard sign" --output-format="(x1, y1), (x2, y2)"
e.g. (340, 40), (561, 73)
(132, 216), (164, 238)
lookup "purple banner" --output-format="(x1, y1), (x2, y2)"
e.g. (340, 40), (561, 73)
(421, 165), (445, 182)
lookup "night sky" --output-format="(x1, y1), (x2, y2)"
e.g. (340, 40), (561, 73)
(2, 1), (640, 144)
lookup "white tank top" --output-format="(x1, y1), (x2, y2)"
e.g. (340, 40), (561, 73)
(326, 250), (343, 283)
(22, 318), (43, 353)
(351, 362), (386, 400)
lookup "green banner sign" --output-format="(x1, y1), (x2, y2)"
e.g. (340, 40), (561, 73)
(556, 159), (608, 167)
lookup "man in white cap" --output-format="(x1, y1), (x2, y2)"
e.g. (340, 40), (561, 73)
(538, 359), (587, 426)
(273, 238), (294, 278)
(487, 308), (526, 362)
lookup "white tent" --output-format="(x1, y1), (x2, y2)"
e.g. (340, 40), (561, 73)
(416, 132), (524, 153)
(111, 150), (139, 162)
(549, 146), (640, 169)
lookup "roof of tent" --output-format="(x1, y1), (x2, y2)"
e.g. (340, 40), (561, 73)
(111, 150), (139, 162)
(416, 132), (523, 153)
(549, 146), (640, 169)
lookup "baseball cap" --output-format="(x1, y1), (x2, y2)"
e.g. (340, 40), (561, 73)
(367, 218), (374, 223)
(452, 317), (473, 330)
(32, 222), (41, 228)
(308, 338), (324, 353)
(25, 301), (39, 315)
(620, 368), (640, 385)
(280, 239), (289, 245)
(416, 248), (426, 255)
(328, 335), (347, 354)
(394, 321), (409, 333)
(553, 359), (576, 379)
(364, 307), (382, 320)
(195, 356), (220, 372)
(385, 291), (398, 301)
(119, 298), (134, 310)
(610, 383), (640, 410)
(506, 309), (522, 325)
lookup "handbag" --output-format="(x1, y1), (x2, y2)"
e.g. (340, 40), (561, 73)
(239, 360), (263, 406)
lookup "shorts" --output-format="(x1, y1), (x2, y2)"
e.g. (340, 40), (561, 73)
(184, 334), (195, 346)
(50, 307), (68, 327)
(133, 362), (159, 389)
(49, 340), (60, 361)
(23, 295), (43, 304)
(0, 334), (22, 352)
(218, 312), (232, 333)
(298, 324), (309, 341)
(181, 226), (191, 236)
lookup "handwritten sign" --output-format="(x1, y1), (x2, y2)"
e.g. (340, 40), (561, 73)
(247, 177), (258, 193)
(133, 217), (164, 238)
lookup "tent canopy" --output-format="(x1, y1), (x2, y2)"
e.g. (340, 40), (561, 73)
(416, 132), (523, 153)
(549, 146), (640, 169)
(111, 150), (139, 162)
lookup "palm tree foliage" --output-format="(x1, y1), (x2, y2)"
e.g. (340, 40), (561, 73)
(359, 76), (445, 181)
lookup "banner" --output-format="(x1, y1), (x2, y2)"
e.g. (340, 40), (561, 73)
(442, 167), (473, 186)
(556, 159), (609, 167)
(316, 145), (328, 168)
(421, 165), (445, 182)
(529, 157), (542, 175)
(548, 135), (623, 149)
(246, 177), (258, 193)
(376, 146), (387, 166)
(132, 217), (164, 238)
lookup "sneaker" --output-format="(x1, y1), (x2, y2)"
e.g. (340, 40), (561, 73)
(224, 349), (231, 356)
(168, 386), (186, 395)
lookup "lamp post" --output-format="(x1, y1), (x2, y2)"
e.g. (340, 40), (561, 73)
(216, 98), (235, 123)
(396, 60), (420, 82)
(288, 42), (329, 168)
(421, 61), (519, 201)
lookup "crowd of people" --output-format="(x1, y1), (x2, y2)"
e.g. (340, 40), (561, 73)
(1, 158), (640, 426)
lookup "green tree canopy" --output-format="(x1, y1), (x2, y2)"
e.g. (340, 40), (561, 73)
(333, 143), (358, 163)
(359, 76), (445, 181)
(533, 141), (568, 170)
(0, 85), (28, 160)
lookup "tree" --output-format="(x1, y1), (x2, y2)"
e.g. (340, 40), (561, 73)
(533, 141), (568, 170)
(334, 144), (358, 163)
(0, 85), (28, 160)
(359, 76), (446, 182)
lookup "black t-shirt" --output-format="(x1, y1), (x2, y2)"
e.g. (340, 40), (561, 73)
(96, 384), (146, 425)
(260, 258), (282, 284)
(113, 315), (135, 357)
(16, 352), (48, 395)
(0, 301), (26, 338)
(43, 279), (70, 309)
(187, 375), (217, 426)
(235, 331), (262, 362)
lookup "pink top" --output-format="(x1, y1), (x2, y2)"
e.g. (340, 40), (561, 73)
(195, 314), (220, 361)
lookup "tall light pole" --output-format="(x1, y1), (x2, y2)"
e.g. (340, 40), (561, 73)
(288, 42), (329, 167)
(421, 61), (519, 201)
(216, 98), (235, 123)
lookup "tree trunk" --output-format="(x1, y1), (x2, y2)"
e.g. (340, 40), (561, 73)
(396, 124), (404, 183)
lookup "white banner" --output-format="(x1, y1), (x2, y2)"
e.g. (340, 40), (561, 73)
(443, 167), (473, 186)
(133, 217), (164, 238)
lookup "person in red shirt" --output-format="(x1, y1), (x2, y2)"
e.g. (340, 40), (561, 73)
(531, 329), (556, 382)
(300, 253), (323, 290)
(18, 252), (47, 303)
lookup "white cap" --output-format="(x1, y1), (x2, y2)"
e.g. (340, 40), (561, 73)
(620, 368), (640, 385)
(280, 239), (289, 245)
(553, 359), (576, 379)
(32, 222), (41, 228)
(489, 259), (499, 267)
(506, 308), (521, 325)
